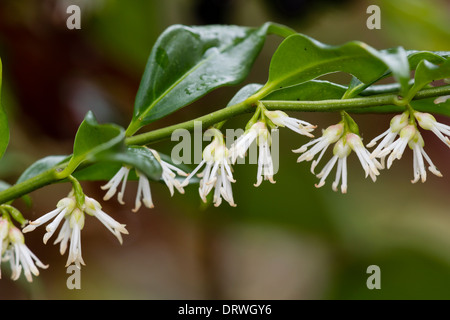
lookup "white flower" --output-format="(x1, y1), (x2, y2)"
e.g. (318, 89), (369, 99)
(101, 149), (187, 212)
(434, 95), (450, 104)
(149, 149), (188, 197)
(23, 197), (76, 242)
(84, 196), (128, 245)
(254, 126), (276, 186)
(4, 226), (48, 282)
(0, 218), (8, 246)
(23, 192), (128, 268)
(307, 133), (381, 193)
(376, 124), (417, 169)
(414, 111), (450, 148)
(230, 122), (276, 186)
(409, 131), (442, 183)
(101, 166), (130, 205)
(182, 131), (236, 207)
(0, 219), (9, 279)
(315, 138), (351, 193)
(102, 168), (154, 212)
(346, 133), (382, 182)
(373, 124), (442, 183)
(133, 170), (154, 212)
(367, 112), (409, 164)
(65, 208), (85, 268)
(264, 110), (316, 137)
(294, 123), (344, 174)
(230, 122), (263, 163)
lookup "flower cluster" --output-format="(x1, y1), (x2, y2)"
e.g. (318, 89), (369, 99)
(182, 129), (236, 207)
(368, 111), (448, 183)
(179, 109), (317, 206)
(294, 122), (382, 193)
(23, 192), (128, 268)
(293, 110), (450, 192)
(0, 217), (48, 282)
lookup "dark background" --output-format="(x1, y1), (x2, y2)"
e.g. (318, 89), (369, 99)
(0, 0), (450, 299)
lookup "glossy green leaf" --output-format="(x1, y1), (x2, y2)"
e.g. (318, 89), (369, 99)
(404, 58), (450, 101)
(261, 34), (411, 99)
(407, 50), (449, 67)
(66, 111), (125, 173)
(344, 50), (450, 98)
(128, 22), (285, 134)
(0, 58), (9, 160)
(227, 83), (264, 107)
(16, 155), (68, 184)
(263, 80), (347, 101)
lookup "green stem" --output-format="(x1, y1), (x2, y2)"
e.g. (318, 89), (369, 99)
(1, 84), (449, 205)
(125, 96), (260, 146)
(0, 167), (62, 205)
(127, 85), (450, 146)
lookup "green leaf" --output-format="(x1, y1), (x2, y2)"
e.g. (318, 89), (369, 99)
(0, 57), (9, 160)
(16, 155), (68, 184)
(346, 50), (450, 98)
(263, 80), (347, 101)
(0, 180), (10, 192)
(73, 146), (162, 181)
(407, 50), (449, 67)
(344, 50), (449, 99)
(404, 58), (450, 102)
(128, 22), (283, 134)
(66, 111), (125, 174)
(261, 34), (411, 99)
(227, 83), (264, 107)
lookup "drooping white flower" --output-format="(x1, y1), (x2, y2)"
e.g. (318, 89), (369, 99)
(182, 131), (236, 207)
(84, 196), (128, 245)
(0, 219), (10, 279)
(372, 124), (442, 183)
(254, 126), (276, 186)
(230, 122), (276, 187)
(101, 149), (188, 211)
(293, 123), (344, 174)
(148, 149), (188, 197)
(315, 138), (351, 193)
(367, 112), (409, 164)
(23, 192), (128, 268)
(230, 122), (263, 163)
(133, 170), (154, 212)
(408, 131), (442, 183)
(65, 208), (85, 268)
(414, 111), (450, 148)
(308, 132), (381, 193)
(23, 197), (76, 242)
(346, 133), (382, 182)
(376, 124), (417, 169)
(4, 226), (48, 282)
(101, 166), (130, 205)
(264, 110), (316, 137)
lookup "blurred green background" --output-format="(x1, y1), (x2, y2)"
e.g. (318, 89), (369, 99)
(0, 0), (450, 300)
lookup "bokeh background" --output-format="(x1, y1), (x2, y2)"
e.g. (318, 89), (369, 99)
(0, 0), (450, 299)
